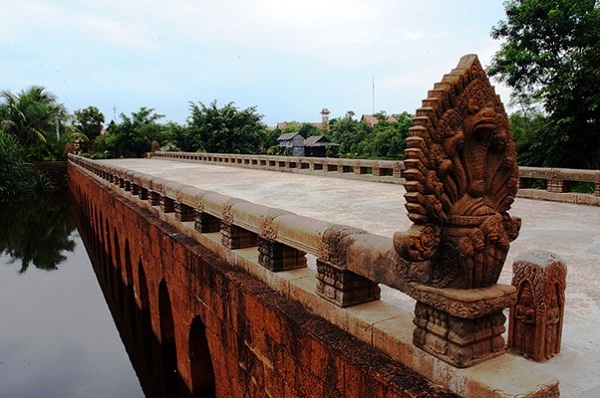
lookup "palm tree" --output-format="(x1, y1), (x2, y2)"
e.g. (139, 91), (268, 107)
(0, 86), (61, 146)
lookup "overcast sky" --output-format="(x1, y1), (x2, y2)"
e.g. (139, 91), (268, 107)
(1, 1), (513, 126)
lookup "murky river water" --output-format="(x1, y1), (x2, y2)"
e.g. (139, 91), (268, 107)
(0, 193), (190, 397)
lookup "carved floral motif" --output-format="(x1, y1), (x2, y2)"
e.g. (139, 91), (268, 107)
(260, 209), (292, 240)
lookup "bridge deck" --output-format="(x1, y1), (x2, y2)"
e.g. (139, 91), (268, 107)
(105, 158), (600, 397)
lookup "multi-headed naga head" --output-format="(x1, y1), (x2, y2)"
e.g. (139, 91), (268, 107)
(394, 54), (521, 289)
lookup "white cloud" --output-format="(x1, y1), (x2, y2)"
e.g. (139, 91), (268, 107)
(1, 0), (514, 124)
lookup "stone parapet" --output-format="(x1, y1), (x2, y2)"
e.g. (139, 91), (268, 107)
(155, 152), (600, 206)
(67, 154), (559, 397)
(153, 151), (405, 185)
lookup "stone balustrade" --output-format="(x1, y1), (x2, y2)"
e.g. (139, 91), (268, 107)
(518, 166), (600, 205)
(68, 153), (558, 397)
(152, 151), (600, 206)
(153, 151), (404, 183)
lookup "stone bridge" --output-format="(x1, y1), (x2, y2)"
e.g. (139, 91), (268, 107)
(67, 56), (600, 397)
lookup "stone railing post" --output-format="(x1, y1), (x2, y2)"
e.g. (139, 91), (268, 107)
(194, 207), (220, 233)
(257, 210), (307, 272)
(160, 191), (175, 213)
(410, 284), (515, 367)
(316, 226), (380, 307)
(220, 199), (257, 249)
(547, 169), (569, 193)
(508, 251), (567, 362)
(175, 200), (195, 222)
(372, 161), (382, 177)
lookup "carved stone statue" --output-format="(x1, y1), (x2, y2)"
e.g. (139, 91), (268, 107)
(508, 250), (567, 362)
(394, 54), (521, 289)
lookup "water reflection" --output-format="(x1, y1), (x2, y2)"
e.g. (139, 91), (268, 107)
(73, 196), (196, 398)
(0, 190), (198, 397)
(0, 194), (76, 273)
(0, 193), (144, 397)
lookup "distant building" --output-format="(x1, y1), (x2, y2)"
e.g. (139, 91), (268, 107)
(277, 132), (306, 156)
(276, 133), (339, 157)
(320, 108), (330, 132)
(360, 114), (398, 127)
(304, 135), (339, 157)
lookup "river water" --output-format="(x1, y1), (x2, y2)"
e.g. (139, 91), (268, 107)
(0, 193), (191, 398)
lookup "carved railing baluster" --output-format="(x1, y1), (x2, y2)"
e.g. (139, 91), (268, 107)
(316, 225), (380, 307)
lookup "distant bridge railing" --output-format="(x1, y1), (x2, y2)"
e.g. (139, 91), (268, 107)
(153, 151), (600, 206)
(518, 166), (600, 206)
(153, 151), (405, 184)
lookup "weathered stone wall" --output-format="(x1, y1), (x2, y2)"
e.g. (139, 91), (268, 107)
(68, 162), (458, 397)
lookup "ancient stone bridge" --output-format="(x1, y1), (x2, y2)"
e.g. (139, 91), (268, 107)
(66, 56), (600, 397)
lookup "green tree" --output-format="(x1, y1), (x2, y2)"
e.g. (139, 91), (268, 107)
(298, 123), (323, 138)
(371, 112), (412, 159)
(187, 100), (266, 154)
(489, 0), (600, 168)
(161, 121), (189, 152)
(73, 106), (105, 142)
(96, 107), (168, 158)
(329, 111), (411, 159)
(0, 86), (61, 147)
(329, 115), (371, 156)
(0, 130), (53, 199)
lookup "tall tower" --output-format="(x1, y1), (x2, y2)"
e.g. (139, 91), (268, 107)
(320, 108), (330, 132)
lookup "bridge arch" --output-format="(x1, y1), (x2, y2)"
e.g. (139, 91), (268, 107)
(104, 218), (111, 257)
(113, 227), (121, 270)
(189, 316), (215, 396)
(137, 259), (150, 311)
(98, 210), (103, 239)
(158, 279), (175, 343)
(124, 239), (132, 286)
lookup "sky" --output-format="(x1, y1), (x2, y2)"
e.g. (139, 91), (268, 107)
(1, 0), (513, 127)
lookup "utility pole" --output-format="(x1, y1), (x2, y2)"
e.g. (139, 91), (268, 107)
(372, 77), (375, 114)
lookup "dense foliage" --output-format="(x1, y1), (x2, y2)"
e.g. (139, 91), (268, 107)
(0, 86), (61, 147)
(185, 101), (267, 154)
(94, 107), (169, 158)
(0, 130), (53, 199)
(329, 112), (412, 159)
(74, 106), (105, 151)
(489, 0), (600, 169)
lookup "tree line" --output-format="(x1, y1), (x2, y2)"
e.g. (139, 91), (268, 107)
(0, 91), (415, 161)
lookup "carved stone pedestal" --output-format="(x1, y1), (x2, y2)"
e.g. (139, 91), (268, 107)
(410, 283), (516, 368)
(316, 225), (381, 308)
(174, 202), (195, 222)
(148, 191), (161, 206)
(194, 211), (220, 233)
(220, 222), (257, 249)
(316, 259), (380, 308)
(547, 179), (569, 193)
(258, 237), (307, 271)
(160, 195), (175, 213)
